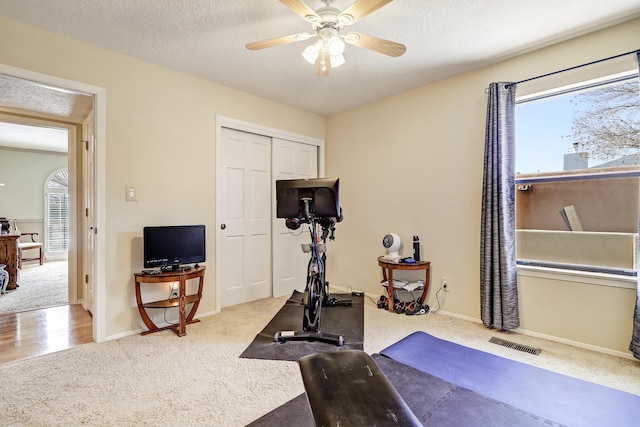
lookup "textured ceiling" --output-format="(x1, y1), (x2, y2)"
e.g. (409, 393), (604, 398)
(0, 74), (93, 123)
(0, 0), (640, 117)
(0, 74), (92, 153)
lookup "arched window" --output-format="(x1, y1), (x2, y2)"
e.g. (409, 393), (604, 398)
(44, 168), (69, 257)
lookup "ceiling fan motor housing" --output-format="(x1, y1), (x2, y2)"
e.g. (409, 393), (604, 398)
(316, 6), (340, 25)
(311, 1), (354, 29)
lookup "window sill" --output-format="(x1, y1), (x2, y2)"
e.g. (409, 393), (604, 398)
(517, 265), (636, 289)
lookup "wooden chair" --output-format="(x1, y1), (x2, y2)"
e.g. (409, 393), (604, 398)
(18, 232), (44, 269)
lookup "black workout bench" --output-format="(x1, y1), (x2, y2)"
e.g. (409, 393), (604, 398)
(298, 350), (422, 426)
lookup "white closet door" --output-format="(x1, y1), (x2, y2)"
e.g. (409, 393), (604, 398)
(218, 127), (272, 307)
(272, 138), (318, 298)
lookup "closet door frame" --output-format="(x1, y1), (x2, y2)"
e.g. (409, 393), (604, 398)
(215, 115), (325, 312)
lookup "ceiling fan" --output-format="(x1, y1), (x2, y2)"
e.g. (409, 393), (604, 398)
(246, 0), (406, 77)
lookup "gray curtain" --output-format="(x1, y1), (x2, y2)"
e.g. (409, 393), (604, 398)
(631, 52), (640, 360)
(480, 82), (519, 330)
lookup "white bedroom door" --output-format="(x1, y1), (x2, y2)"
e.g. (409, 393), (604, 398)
(218, 127), (272, 308)
(82, 114), (96, 314)
(272, 138), (318, 297)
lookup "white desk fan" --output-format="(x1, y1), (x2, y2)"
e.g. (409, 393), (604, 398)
(382, 233), (402, 260)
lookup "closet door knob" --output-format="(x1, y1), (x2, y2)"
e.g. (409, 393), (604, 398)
(220, 224), (226, 230)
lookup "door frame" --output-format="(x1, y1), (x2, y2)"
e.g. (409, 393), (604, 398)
(215, 115), (325, 313)
(0, 114), (78, 302)
(0, 63), (107, 342)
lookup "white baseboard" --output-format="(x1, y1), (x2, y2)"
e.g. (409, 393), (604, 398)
(105, 309), (220, 342)
(196, 309), (218, 318)
(429, 310), (635, 360)
(332, 285), (635, 360)
(117, 286), (635, 360)
(513, 326), (635, 360)
(105, 329), (140, 341)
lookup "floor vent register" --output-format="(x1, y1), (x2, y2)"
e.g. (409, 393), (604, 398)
(489, 337), (542, 355)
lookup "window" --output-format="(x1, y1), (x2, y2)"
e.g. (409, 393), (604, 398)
(515, 73), (640, 276)
(44, 168), (69, 256)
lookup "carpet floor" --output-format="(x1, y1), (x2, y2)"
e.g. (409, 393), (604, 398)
(1, 293), (638, 426)
(0, 260), (68, 314)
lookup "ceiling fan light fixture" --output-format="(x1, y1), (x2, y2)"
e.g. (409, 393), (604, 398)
(330, 53), (345, 68)
(327, 35), (345, 56)
(302, 39), (322, 64)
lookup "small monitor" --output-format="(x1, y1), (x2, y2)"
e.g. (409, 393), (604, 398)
(276, 178), (340, 219)
(143, 225), (206, 270)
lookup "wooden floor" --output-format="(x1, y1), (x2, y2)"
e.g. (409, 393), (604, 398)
(0, 304), (93, 364)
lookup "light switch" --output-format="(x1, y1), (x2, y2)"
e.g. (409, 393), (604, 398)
(125, 184), (137, 201)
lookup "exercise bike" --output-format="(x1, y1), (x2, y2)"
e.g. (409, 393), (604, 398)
(274, 179), (351, 346)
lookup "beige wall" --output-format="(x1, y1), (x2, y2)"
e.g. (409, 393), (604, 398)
(0, 147), (67, 220)
(0, 16), (326, 338)
(0, 147), (67, 254)
(326, 18), (640, 355)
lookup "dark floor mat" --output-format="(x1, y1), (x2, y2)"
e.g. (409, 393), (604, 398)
(247, 354), (560, 427)
(239, 291), (363, 361)
(381, 331), (640, 427)
(246, 393), (312, 427)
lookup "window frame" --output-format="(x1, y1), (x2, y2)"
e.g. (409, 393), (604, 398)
(515, 70), (640, 281)
(44, 167), (69, 259)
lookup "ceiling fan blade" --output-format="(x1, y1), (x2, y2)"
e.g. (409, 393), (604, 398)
(344, 32), (406, 57)
(316, 49), (332, 77)
(279, 0), (321, 23)
(246, 33), (314, 50)
(339, 0), (393, 25)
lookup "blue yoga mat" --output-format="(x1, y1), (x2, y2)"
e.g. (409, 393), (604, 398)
(381, 331), (640, 427)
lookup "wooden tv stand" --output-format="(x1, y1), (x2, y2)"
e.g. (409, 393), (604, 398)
(134, 266), (205, 337)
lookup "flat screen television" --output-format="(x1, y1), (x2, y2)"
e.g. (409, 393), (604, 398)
(276, 177), (340, 219)
(143, 225), (206, 270)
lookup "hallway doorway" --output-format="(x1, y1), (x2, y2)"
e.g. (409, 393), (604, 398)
(0, 64), (106, 342)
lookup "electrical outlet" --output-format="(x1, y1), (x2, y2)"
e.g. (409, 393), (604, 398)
(442, 276), (449, 291)
(170, 282), (179, 299)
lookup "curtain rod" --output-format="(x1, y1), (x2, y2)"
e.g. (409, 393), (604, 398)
(506, 48), (640, 88)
